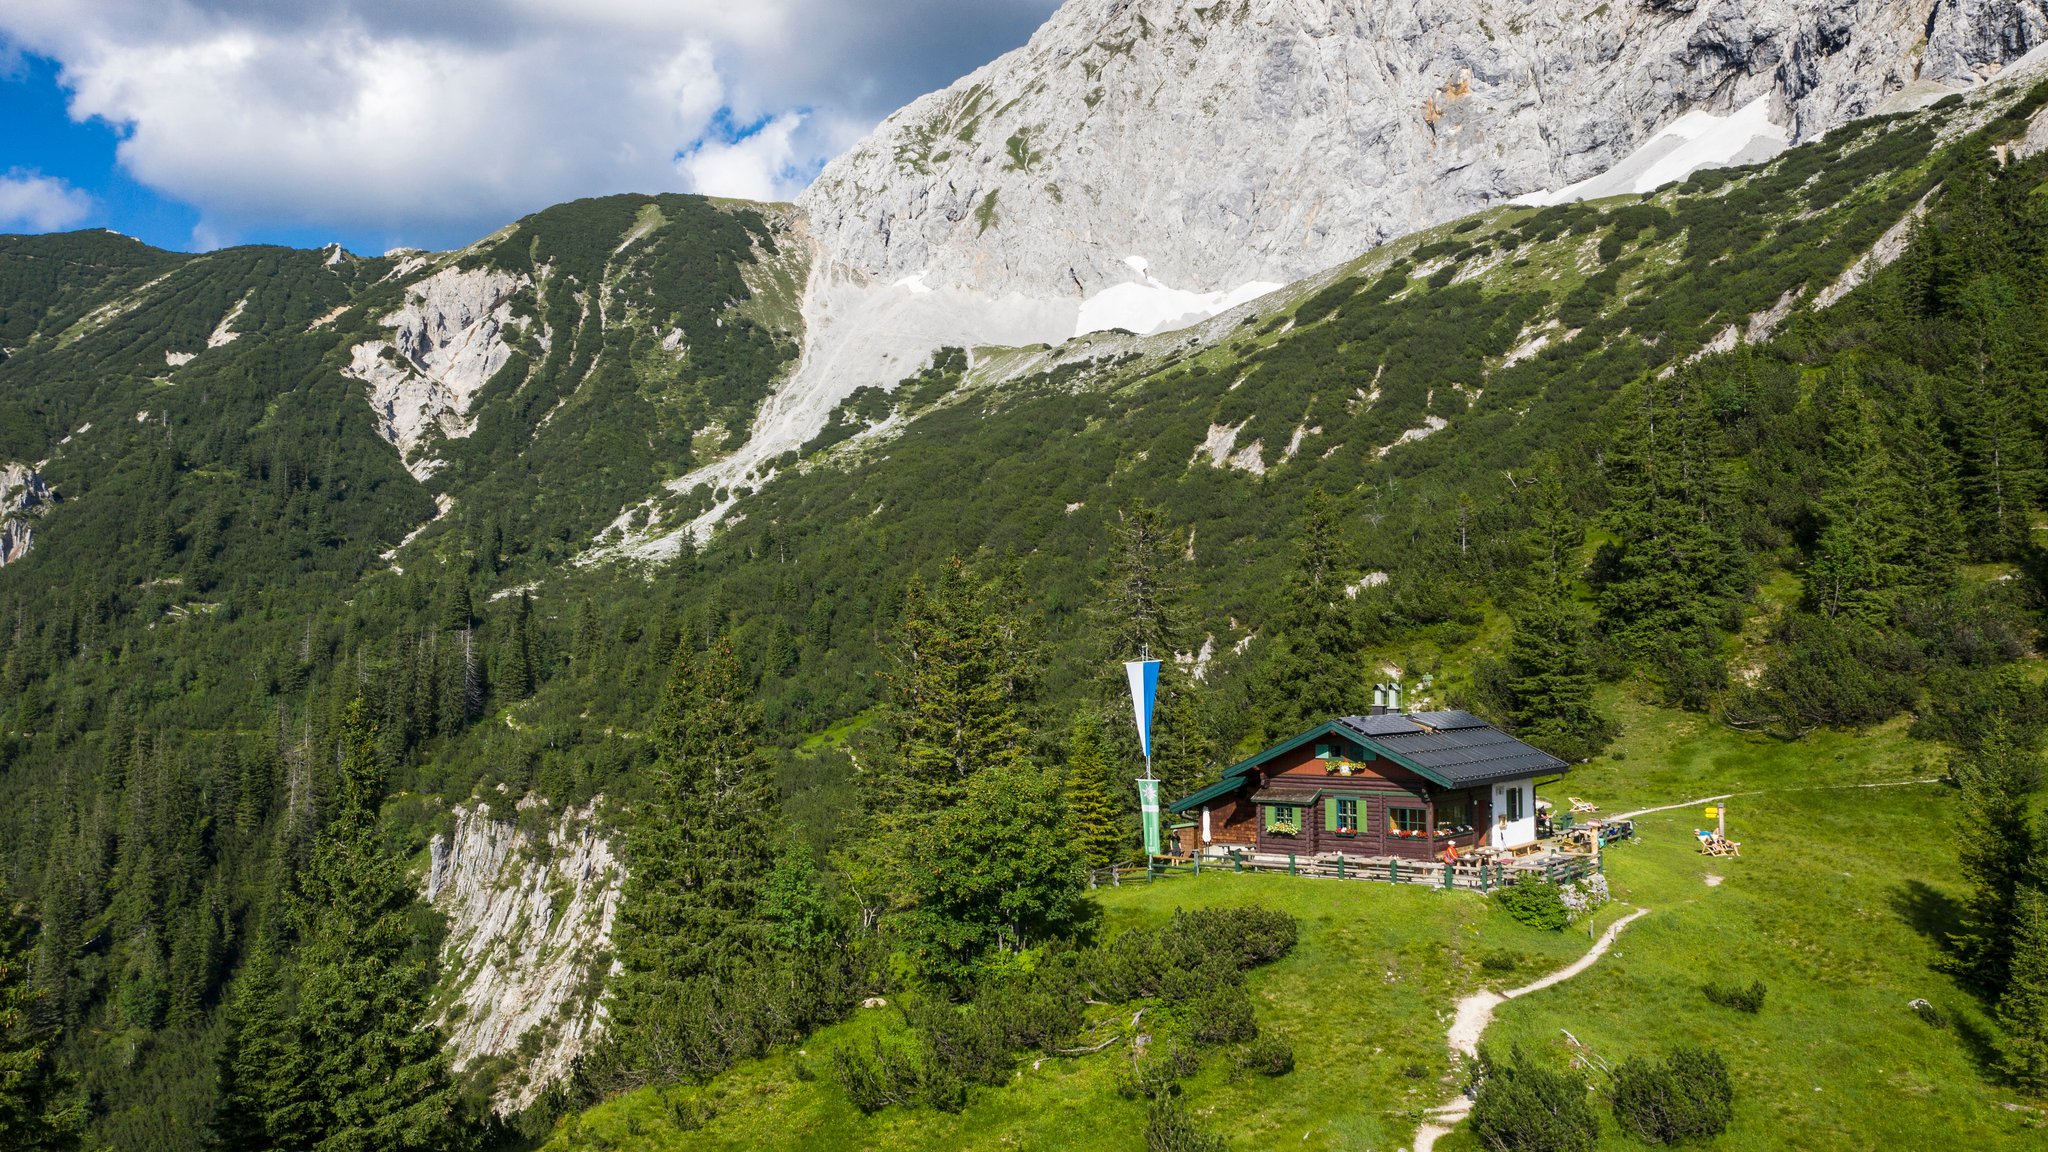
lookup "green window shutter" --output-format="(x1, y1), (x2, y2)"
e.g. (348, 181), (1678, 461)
(1325, 797), (1340, 830)
(1264, 806), (1277, 832)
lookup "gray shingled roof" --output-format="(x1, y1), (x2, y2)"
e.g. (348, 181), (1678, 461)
(1336, 712), (1566, 786)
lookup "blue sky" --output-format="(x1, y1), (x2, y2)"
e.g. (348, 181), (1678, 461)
(0, 1), (1059, 255)
(4, 52), (207, 249)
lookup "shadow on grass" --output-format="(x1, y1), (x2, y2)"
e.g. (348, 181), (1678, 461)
(1889, 879), (1963, 949)
(1888, 880), (2014, 1081)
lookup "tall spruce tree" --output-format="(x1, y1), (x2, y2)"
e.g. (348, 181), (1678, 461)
(606, 635), (777, 1082)
(1504, 582), (1611, 764)
(1998, 880), (2048, 1091)
(1595, 371), (1744, 693)
(206, 939), (292, 1152)
(1807, 378), (1911, 622)
(1946, 727), (2044, 993)
(1253, 489), (1363, 739)
(878, 559), (1035, 813)
(1062, 720), (1126, 871)
(1890, 381), (1966, 593)
(1092, 498), (1187, 663)
(274, 698), (472, 1152)
(0, 887), (83, 1151)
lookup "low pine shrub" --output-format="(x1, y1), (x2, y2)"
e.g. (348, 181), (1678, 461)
(1232, 1034), (1294, 1078)
(1469, 1046), (1599, 1152)
(1167, 906), (1299, 970)
(1480, 949), (1523, 973)
(1145, 1096), (1228, 1152)
(1188, 979), (1260, 1045)
(1702, 980), (1767, 1013)
(1495, 879), (1571, 931)
(1610, 1046), (1735, 1145)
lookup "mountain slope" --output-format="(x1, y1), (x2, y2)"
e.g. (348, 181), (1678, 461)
(625, 0), (2048, 556)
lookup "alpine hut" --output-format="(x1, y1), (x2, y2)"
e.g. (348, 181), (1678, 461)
(1167, 689), (1568, 861)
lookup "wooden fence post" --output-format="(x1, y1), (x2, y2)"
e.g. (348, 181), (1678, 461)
(1391, 858), (1401, 885)
(1288, 853), (1296, 876)
(1337, 856), (1346, 880)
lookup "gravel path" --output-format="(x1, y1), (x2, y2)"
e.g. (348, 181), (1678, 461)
(1410, 907), (1651, 1152)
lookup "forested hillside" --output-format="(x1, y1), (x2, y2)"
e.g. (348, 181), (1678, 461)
(3, 75), (2048, 1151)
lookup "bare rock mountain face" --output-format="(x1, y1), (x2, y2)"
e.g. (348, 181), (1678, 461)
(801, 0), (2043, 313)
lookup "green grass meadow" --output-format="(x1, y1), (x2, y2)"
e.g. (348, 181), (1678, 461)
(545, 701), (2046, 1150)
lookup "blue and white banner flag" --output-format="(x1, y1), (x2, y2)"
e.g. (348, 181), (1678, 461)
(1124, 659), (1160, 760)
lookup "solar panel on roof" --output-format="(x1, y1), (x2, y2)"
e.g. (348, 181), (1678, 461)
(1339, 714), (1420, 736)
(1407, 709), (1492, 730)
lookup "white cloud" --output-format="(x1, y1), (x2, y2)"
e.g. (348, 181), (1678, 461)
(0, 0), (1059, 248)
(679, 114), (806, 203)
(0, 169), (93, 231)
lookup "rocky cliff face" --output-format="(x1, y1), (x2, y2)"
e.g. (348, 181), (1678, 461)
(345, 266), (530, 481)
(801, 0), (2045, 308)
(424, 797), (622, 1113)
(0, 462), (53, 565)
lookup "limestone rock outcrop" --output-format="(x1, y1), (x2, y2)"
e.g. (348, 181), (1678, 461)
(424, 797), (622, 1114)
(345, 266), (528, 479)
(0, 462), (53, 566)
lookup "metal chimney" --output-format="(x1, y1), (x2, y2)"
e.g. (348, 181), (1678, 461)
(1389, 681), (1402, 713)
(1370, 683), (1386, 716)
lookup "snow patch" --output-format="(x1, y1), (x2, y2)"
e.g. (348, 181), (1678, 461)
(1520, 97), (1788, 206)
(1075, 256), (1281, 337)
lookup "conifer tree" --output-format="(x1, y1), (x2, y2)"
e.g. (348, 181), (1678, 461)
(607, 636), (777, 1081)
(1151, 680), (1219, 809)
(1890, 381), (1966, 592)
(1946, 727), (2044, 992)
(879, 559), (1035, 813)
(1807, 378), (1910, 622)
(0, 887), (83, 1151)
(1062, 720), (1126, 871)
(505, 590), (538, 699)
(1595, 372), (1744, 690)
(206, 940), (293, 1152)
(1253, 489), (1363, 739)
(1998, 881), (2048, 1091)
(1092, 498), (1187, 663)
(274, 698), (472, 1152)
(1504, 580), (1611, 764)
